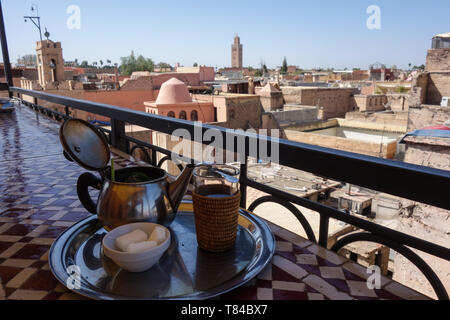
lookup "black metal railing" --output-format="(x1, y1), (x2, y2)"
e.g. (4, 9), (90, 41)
(9, 87), (450, 300)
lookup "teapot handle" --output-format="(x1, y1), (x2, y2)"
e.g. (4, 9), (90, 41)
(77, 173), (103, 215)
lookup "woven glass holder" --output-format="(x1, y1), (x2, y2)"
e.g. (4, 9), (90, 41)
(192, 186), (241, 253)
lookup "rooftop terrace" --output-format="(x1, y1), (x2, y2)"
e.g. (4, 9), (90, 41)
(0, 87), (448, 299)
(0, 102), (442, 300)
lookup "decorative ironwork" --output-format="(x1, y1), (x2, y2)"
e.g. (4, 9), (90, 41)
(248, 196), (317, 243)
(330, 232), (448, 300)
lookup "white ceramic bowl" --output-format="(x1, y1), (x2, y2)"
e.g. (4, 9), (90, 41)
(102, 223), (171, 273)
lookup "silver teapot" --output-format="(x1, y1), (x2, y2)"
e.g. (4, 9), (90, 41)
(60, 119), (194, 230)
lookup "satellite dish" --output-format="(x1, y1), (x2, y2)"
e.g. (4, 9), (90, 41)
(44, 28), (50, 40)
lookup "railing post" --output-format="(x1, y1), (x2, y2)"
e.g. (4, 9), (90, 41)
(0, 1), (13, 98)
(111, 119), (129, 154)
(64, 106), (70, 118)
(319, 215), (330, 248)
(151, 149), (157, 167)
(240, 158), (248, 209)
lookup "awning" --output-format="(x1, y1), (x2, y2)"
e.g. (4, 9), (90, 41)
(399, 129), (450, 144)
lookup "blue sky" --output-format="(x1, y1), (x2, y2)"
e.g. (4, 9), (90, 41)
(2, 0), (449, 69)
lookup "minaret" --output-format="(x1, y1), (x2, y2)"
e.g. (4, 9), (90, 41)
(231, 35), (243, 68)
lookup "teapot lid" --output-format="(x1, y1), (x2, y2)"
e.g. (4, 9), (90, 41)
(59, 119), (111, 171)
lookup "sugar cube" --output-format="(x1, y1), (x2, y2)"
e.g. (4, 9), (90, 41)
(115, 229), (148, 252)
(126, 241), (158, 253)
(149, 226), (166, 244)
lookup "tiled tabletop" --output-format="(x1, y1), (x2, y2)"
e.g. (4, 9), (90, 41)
(0, 104), (431, 300)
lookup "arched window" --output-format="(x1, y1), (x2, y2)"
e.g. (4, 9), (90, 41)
(167, 111), (175, 118)
(179, 111), (187, 120)
(191, 110), (199, 121)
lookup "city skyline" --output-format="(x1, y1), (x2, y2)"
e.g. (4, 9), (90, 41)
(1, 0), (450, 70)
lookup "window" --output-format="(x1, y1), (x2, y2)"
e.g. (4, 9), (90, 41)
(179, 111), (187, 120)
(191, 110), (198, 121)
(167, 111), (175, 118)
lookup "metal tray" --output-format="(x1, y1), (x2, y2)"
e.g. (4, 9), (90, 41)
(49, 202), (275, 300)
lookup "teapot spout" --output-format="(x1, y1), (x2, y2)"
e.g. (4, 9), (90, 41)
(167, 164), (196, 213)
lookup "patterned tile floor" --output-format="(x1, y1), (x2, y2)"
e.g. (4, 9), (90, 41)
(0, 104), (431, 300)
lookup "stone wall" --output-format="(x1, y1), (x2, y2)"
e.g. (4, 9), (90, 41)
(261, 113), (288, 139)
(215, 95), (263, 129)
(281, 87), (356, 120)
(425, 49), (450, 71)
(408, 104), (450, 131)
(271, 106), (318, 126)
(259, 93), (284, 111)
(426, 72), (450, 105)
(386, 94), (410, 112)
(360, 83), (376, 95)
(423, 48), (450, 105)
(352, 94), (387, 112)
(409, 72), (429, 107)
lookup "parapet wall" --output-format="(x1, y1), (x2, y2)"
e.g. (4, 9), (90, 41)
(345, 112), (408, 133)
(284, 129), (397, 159)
